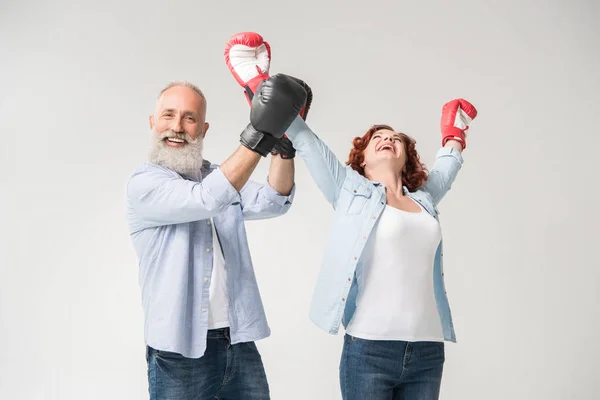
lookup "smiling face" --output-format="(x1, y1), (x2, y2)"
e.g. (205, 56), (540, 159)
(148, 83), (209, 177)
(362, 128), (407, 175)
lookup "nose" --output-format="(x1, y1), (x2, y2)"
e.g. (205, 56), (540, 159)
(172, 117), (184, 133)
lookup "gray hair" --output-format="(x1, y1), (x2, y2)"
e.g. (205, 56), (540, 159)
(158, 81), (207, 105)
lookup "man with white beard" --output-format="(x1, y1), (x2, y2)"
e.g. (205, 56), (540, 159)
(125, 76), (307, 399)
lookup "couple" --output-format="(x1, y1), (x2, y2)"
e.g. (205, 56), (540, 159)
(125, 32), (478, 400)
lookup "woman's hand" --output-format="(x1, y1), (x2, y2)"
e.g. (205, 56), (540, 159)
(440, 99), (478, 151)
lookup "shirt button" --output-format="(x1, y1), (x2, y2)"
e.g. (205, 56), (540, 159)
(347, 278), (351, 282)
(202, 308), (207, 312)
(204, 277), (209, 282)
(342, 298), (345, 302)
(206, 248), (211, 253)
(372, 216), (376, 219)
(354, 256), (357, 260)
(207, 220), (211, 225)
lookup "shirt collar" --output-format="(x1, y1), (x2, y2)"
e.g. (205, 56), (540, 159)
(369, 181), (410, 195)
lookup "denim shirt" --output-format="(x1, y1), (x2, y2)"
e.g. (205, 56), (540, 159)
(285, 116), (463, 342)
(125, 160), (295, 358)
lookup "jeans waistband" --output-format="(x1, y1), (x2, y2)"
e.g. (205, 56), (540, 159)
(207, 327), (230, 340)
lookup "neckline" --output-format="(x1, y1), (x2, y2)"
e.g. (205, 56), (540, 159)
(384, 198), (424, 214)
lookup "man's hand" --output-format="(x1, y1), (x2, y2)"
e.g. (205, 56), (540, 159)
(240, 74), (307, 157)
(224, 32), (315, 162)
(271, 136), (296, 159)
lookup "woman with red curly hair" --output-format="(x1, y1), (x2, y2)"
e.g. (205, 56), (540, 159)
(284, 97), (478, 400)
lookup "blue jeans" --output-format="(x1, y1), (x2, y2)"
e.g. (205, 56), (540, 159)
(146, 328), (270, 399)
(339, 334), (445, 400)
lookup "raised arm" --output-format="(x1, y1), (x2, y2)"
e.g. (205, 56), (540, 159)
(239, 178), (295, 221)
(422, 98), (478, 205)
(237, 143), (296, 220)
(127, 162), (244, 229)
(266, 149), (295, 196)
(422, 145), (464, 206)
(284, 116), (347, 208)
(128, 143), (287, 229)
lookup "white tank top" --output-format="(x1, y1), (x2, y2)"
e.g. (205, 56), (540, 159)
(345, 201), (444, 342)
(207, 218), (230, 329)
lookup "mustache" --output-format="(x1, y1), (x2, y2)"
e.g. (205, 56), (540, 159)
(158, 130), (195, 142)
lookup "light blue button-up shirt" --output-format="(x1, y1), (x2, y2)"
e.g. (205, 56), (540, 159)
(285, 116), (463, 342)
(125, 160), (295, 358)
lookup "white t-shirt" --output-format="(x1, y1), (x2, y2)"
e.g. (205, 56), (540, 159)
(207, 218), (230, 329)
(345, 201), (444, 342)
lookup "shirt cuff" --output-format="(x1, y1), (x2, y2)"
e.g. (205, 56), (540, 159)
(435, 146), (464, 164)
(206, 167), (242, 205)
(263, 180), (296, 206)
(284, 115), (310, 143)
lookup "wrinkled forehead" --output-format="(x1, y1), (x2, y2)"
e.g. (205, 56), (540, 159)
(156, 86), (206, 116)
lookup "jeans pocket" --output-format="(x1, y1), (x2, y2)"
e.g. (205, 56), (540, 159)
(344, 333), (356, 344)
(154, 349), (184, 359)
(347, 334), (361, 343)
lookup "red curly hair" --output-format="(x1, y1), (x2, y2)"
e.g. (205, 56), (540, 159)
(346, 124), (428, 192)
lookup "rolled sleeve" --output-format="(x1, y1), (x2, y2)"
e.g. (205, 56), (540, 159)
(207, 167), (242, 205)
(434, 146), (464, 164)
(239, 179), (295, 220)
(262, 180), (296, 206)
(127, 164), (241, 229)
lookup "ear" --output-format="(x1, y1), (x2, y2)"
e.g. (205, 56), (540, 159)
(149, 115), (155, 129)
(201, 122), (210, 138)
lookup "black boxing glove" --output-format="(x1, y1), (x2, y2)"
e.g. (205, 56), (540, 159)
(271, 76), (313, 159)
(288, 76), (313, 121)
(240, 74), (307, 156)
(271, 136), (296, 159)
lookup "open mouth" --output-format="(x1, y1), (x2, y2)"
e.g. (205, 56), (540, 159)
(165, 137), (187, 147)
(377, 143), (395, 153)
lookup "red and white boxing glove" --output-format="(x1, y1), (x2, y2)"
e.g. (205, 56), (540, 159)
(440, 99), (478, 150)
(224, 32), (271, 105)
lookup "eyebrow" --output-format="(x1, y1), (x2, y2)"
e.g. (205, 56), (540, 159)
(374, 132), (401, 139)
(161, 108), (199, 118)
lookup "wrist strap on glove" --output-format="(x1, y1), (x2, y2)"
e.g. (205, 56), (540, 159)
(240, 123), (279, 157)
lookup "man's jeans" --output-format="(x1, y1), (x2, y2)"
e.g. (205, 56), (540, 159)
(146, 328), (270, 400)
(340, 334), (445, 400)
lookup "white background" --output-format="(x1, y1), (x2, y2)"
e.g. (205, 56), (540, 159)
(1, 0), (599, 399)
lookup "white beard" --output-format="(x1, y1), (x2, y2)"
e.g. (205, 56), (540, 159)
(148, 129), (204, 180)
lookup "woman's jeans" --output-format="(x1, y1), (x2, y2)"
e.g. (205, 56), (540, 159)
(340, 333), (445, 400)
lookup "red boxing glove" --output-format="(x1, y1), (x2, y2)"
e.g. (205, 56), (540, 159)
(440, 99), (478, 150)
(224, 32), (271, 105)
(224, 32), (312, 120)
(224, 32), (313, 159)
